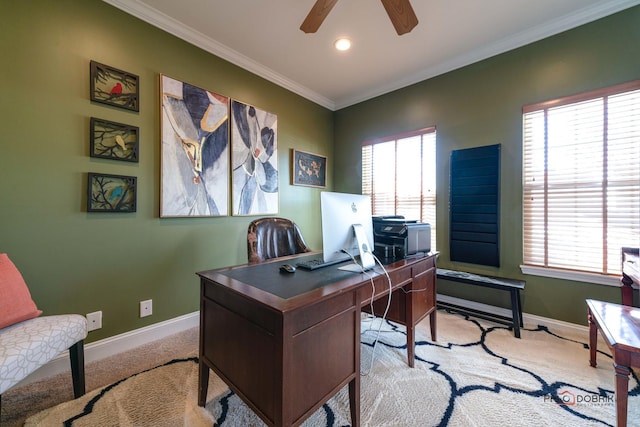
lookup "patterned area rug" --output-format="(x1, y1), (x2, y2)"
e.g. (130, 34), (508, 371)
(25, 310), (640, 426)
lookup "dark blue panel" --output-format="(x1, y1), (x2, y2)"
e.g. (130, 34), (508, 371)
(449, 144), (500, 267)
(450, 240), (500, 267)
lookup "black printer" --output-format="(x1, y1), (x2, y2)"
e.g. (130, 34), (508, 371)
(372, 216), (431, 260)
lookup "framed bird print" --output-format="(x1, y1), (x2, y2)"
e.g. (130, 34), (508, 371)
(90, 117), (139, 162)
(90, 60), (139, 112)
(87, 173), (137, 212)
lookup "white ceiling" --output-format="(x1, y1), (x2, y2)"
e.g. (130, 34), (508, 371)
(105, 0), (640, 110)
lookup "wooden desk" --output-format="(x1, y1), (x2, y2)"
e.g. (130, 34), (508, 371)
(586, 299), (640, 427)
(197, 252), (437, 427)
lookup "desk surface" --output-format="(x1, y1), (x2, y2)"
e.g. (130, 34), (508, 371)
(220, 255), (359, 298)
(197, 252), (436, 312)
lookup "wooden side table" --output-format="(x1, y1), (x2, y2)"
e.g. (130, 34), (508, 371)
(586, 299), (640, 427)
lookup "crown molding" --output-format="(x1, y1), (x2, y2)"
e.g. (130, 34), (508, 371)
(333, 0), (640, 109)
(104, 0), (638, 111)
(102, 0), (336, 110)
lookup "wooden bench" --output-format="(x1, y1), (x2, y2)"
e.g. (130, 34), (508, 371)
(436, 268), (525, 338)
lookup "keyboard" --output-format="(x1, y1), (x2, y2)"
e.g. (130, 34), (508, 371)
(296, 257), (348, 271)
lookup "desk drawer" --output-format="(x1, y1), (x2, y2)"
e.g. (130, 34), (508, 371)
(412, 257), (436, 276)
(358, 265), (411, 306)
(389, 266), (412, 287)
(201, 279), (278, 333)
(290, 291), (357, 335)
(411, 264), (436, 323)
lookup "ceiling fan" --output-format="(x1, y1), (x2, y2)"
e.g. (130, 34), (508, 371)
(300, 0), (419, 36)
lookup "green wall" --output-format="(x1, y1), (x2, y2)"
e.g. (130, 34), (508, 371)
(333, 6), (640, 325)
(2, 2), (638, 343)
(0, 0), (333, 342)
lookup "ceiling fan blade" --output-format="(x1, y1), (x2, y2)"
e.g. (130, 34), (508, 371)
(300, 0), (339, 33)
(380, 0), (418, 35)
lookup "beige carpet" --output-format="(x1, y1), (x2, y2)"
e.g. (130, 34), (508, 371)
(0, 328), (199, 427)
(6, 310), (640, 426)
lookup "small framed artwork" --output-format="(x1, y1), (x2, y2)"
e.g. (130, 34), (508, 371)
(90, 117), (139, 162)
(292, 149), (326, 188)
(90, 60), (139, 112)
(87, 173), (137, 212)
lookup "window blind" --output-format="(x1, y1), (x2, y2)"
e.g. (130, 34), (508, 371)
(523, 81), (640, 276)
(362, 128), (437, 249)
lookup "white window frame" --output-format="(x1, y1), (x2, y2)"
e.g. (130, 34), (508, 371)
(521, 81), (640, 286)
(362, 127), (437, 250)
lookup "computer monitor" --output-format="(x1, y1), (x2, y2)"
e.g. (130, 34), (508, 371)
(320, 191), (375, 270)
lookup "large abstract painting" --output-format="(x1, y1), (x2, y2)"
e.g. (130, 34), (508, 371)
(231, 100), (278, 215)
(160, 75), (229, 217)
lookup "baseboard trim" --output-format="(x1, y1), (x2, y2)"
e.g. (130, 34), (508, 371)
(17, 296), (588, 387)
(16, 311), (200, 388)
(437, 294), (588, 337)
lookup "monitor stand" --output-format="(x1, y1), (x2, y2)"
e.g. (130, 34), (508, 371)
(338, 224), (376, 272)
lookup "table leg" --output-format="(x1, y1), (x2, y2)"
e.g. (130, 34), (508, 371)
(587, 308), (597, 367)
(198, 361), (210, 407)
(429, 309), (437, 341)
(407, 324), (415, 368)
(348, 376), (360, 427)
(614, 362), (630, 427)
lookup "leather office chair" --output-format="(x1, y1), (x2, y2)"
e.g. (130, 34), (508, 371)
(247, 217), (312, 263)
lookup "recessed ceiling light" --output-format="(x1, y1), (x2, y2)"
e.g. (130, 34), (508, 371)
(334, 38), (351, 51)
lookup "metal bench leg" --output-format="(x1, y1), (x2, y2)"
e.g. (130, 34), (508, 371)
(517, 290), (524, 327)
(69, 340), (86, 398)
(510, 290), (521, 338)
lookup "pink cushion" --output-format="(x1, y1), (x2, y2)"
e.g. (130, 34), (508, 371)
(0, 253), (42, 329)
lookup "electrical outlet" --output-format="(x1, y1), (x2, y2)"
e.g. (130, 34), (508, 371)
(140, 299), (153, 318)
(86, 311), (102, 331)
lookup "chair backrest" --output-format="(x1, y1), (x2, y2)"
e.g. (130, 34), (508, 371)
(621, 247), (639, 307)
(247, 217), (312, 263)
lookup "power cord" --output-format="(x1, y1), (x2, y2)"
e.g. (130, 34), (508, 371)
(341, 249), (394, 376)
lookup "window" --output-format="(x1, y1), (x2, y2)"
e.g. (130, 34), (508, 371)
(362, 128), (437, 250)
(523, 81), (640, 278)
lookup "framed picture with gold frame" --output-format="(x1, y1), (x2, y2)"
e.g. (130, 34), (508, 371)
(230, 99), (278, 215)
(160, 74), (230, 217)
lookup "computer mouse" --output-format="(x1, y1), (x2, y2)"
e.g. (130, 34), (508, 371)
(280, 264), (296, 273)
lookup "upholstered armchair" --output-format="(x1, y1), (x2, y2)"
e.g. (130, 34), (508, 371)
(0, 253), (87, 414)
(247, 217), (312, 263)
